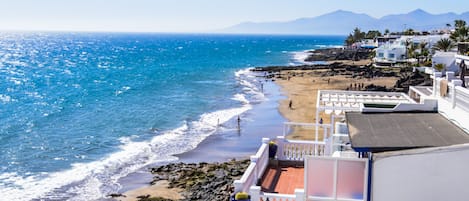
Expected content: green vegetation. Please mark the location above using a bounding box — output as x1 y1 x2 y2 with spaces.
403 28 416 36
450 19 469 43
345 28 366 46
434 63 446 72
433 38 455 52
448 19 469 87
345 28 383 46
365 30 382 39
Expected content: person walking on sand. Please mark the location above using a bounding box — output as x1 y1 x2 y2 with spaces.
289 100 292 109
237 115 241 130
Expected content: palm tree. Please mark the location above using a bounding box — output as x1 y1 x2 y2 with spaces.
455 20 466 29
406 39 417 59
384 29 390 35
404 28 415 35
451 20 469 42
419 41 428 50
451 26 469 42
434 63 446 72
433 38 454 52
450 20 469 87
352 27 365 42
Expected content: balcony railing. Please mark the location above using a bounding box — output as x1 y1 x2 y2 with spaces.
234 138 270 193
233 133 363 201
234 136 324 194
277 137 326 161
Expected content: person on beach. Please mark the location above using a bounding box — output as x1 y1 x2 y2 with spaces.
237 115 241 130
319 118 323 124
289 100 292 109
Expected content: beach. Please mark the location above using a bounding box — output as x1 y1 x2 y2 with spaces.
118 59 402 200
275 60 399 140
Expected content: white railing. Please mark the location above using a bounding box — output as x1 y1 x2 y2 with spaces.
283 122 332 142
435 74 469 113
250 186 305 201
455 86 469 112
276 136 326 161
234 138 270 193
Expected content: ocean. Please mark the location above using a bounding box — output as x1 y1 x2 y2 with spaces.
0 33 344 200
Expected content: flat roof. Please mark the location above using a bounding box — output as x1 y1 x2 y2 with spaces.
346 112 469 152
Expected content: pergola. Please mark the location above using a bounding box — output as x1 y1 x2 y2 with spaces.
315 90 414 134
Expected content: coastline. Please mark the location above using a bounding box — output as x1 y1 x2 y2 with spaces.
274 60 399 140
117 79 287 200
117 56 404 201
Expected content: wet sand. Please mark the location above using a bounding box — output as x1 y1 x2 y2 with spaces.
118 60 400 200
118 81 286 200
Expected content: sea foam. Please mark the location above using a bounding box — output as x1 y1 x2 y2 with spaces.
0 68 261 200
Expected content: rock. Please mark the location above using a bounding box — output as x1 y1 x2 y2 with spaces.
137 196 174 201
148 159 250 201
107 193 126 198
137 194 151 199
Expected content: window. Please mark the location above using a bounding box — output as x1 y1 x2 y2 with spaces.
388 53 395 59
378 53 384 58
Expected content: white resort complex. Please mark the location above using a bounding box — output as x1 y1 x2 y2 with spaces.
232 58 469 200
373 34 449 67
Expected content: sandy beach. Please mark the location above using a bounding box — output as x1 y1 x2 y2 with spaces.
120 180 183 201
118 60 401 200
275 60 399 140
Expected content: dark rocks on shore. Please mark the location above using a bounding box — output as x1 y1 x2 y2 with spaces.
305 48 373 62
394 70 432 92
252 62 431 93
137 196 173 201
147 159 250 201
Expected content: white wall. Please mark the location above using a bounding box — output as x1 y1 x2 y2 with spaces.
432 52 458 72
372 144 469 201
437 84 469 132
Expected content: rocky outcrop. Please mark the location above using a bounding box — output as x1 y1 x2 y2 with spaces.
305 48 373 61
394 70 432 92
145 159 250 201
253 63 431 93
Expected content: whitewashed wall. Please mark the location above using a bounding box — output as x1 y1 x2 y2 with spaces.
372 144 469 201
432 51 458 72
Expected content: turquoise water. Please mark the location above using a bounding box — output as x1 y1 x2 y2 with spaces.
0 33 344 200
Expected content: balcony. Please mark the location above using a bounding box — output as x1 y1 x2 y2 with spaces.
233 124 368 201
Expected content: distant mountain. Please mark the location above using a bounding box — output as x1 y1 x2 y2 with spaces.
219 9 469 35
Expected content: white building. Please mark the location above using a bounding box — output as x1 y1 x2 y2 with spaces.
432 51 458 72
374 39 407 67
233 59 469 201
374 34 450 67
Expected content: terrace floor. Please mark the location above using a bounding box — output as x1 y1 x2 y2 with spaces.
260 164 304 194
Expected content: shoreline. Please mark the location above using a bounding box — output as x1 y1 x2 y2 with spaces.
117 51 414 200
117 79 287 200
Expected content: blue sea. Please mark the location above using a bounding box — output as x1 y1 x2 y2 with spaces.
0 33 344 200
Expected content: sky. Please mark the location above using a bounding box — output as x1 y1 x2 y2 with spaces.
1 0 469 32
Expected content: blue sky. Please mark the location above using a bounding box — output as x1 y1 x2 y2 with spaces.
1 0 468 32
